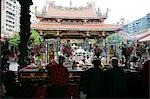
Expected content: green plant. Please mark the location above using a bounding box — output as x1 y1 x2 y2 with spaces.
9 29 43 48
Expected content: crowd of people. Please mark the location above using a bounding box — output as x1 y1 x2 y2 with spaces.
45 55 149 98
80 57 128 98
44 54 149 98
0 41 149 98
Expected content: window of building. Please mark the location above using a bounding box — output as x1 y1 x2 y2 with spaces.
6 11 15 16
6 23 14 28
8 6 14 11
147 17 150 20
6 19 15 24
6 15 15 20
6 2 12 7
6 28 13 32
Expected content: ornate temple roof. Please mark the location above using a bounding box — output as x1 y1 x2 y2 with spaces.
32 1 121 36
38 1 107 19
31 23 121 31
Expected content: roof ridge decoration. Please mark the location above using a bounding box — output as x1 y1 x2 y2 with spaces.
40 1 108 19
48 1 94 10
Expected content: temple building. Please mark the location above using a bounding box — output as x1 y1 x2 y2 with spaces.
31 2 122 59
31 2 121 39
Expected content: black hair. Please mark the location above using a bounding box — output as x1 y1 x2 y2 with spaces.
111 58 118 67
58 55 65 62
92 59 101 66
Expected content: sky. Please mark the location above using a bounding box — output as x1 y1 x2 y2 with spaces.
33 0 150 24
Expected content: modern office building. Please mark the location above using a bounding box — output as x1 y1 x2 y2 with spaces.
123 13 150 36
1 0 20 38
1 0 38 38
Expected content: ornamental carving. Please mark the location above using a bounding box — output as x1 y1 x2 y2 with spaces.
48 1 94 10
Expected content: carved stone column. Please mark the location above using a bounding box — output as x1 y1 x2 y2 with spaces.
17 0 33 68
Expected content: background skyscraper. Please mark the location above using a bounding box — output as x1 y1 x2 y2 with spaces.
123 13 150 36
1 0 38 38
1 0 20 38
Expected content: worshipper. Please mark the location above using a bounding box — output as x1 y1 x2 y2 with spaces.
105 57 127 98
139 60 149 98
47 56 69 98
101 56 107 68
109 45 115 58
1 49 12 86
81 58 105 98
0 49 15 97
0 50 9 97
1 49 12 71
46 59 58 72
122 44 129 68
122 44 128 58
120 56 126 66
94 45 102 58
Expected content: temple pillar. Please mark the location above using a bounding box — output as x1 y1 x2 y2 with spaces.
102 31 108 64
45 41 48 64
56 31 60 59
85 31 90 51
17 0 33 68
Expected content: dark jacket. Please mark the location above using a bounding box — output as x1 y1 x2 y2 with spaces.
81 67 104 98
1 58 10 71
139 60 150 84
105 67 127 98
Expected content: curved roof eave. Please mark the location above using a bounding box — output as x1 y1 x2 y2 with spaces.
32 27 120 31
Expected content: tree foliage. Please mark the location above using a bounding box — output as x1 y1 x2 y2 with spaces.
9 33 20 48
30 29 43 45
9 29 43 48
106 33 124 43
